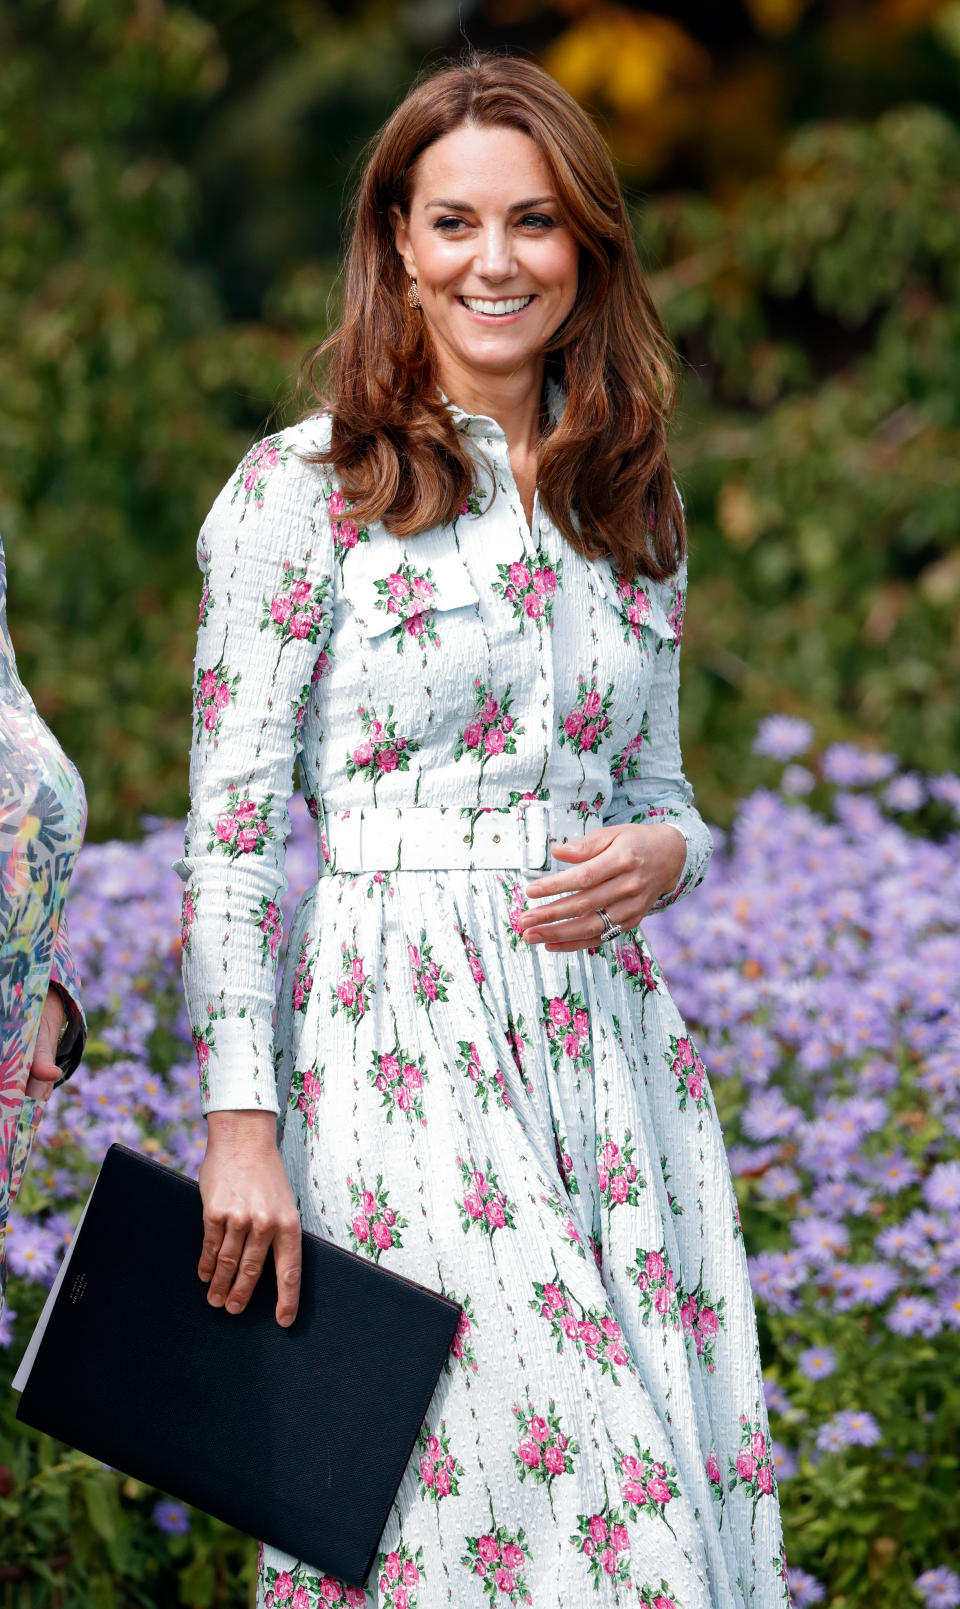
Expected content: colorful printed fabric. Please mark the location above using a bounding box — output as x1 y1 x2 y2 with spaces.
178 394 790 1609
0 536 88 1313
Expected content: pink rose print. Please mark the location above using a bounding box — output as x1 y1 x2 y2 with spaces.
408 928 454 1015
292 933 314 1016
676 1261 726 1374
376 1543 424 1609
250 894 283 967
665 573 686 644
455 1038 512 1114
322 477 370 579
511 1399 579 1517
259 1565 366 1609
626 1241 682 1331
206 782 273 859
541 981 592 1078
230 434 291 513
345 703 422 804
530 1271 636 1384
331 939 374 1035
180 886 197 960
491 542 563 635
442 1287 479 1375
554 1129 580 1197
611 710 651 788
570 1498 632 1590
605 929 663 994
611 568 655 646
367 1030 429 1127
260 558 332 658
416 1418 464 1505
194 655 241 745
287 1061 324 1138
369 560 454 654
637 1581 684 1609
667 1032 711 1114
727 1411 778 1524
557 673 615 780
596 1128 647 1216
453 677 525 777
461 1515 532 1607
616 1438 683 1537
191 1017 217 1104
456 1154 516 1237
345 1173 408 1264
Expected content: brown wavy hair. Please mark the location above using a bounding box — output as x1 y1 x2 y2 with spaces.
298 52 685 580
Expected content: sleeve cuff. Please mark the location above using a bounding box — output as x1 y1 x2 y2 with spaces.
193 1012 280 1116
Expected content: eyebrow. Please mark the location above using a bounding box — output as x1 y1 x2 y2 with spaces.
424 196 558 211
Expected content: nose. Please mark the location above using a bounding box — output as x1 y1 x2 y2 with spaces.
473 222 515 283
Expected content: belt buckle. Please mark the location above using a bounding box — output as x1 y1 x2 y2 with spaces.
518 799 550 875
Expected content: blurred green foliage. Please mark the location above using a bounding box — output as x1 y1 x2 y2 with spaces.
1 0 957 842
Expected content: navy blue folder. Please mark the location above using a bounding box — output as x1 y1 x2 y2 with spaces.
14 1143 461 1588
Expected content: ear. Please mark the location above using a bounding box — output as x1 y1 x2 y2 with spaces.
388 203 416 280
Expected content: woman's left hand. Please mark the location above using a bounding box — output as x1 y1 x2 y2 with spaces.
24 986 66 1100
517 822 686 953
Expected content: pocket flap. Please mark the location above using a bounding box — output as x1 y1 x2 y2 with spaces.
591 557 679 647
354 553 480 638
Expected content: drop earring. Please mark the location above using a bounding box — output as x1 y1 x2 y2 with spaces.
407 279 422 310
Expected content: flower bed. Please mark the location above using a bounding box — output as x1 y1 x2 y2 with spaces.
2 723 959 1608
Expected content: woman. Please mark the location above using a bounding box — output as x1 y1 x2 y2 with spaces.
177 53 790 1609
0 533 87 1317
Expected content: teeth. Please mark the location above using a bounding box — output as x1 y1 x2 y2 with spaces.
462 295 533 316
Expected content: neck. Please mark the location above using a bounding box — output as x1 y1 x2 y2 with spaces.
436 354 546 454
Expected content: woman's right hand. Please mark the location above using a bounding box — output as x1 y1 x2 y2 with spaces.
197 1110 302 1327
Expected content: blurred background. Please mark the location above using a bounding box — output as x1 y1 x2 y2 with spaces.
2 0 959 841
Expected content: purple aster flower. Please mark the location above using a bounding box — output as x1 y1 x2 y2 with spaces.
0 1303 16 1348
770 1440 798 1480
753 715 814 761
833 1409 882 1447
757 1165 801 1200
814 1409 881 1451
923 1160 960 1213
868 1150 921 1195
927 774 960 815
763 1375 792 1414
915 1568 960 1609
781 764 815 796
886 1294 942 1337
834 1262 901 1308
6 1219 62 1284
797 1345 836 1380
820 743 898 786
936 1279 960 1330
882 772 926 812
790 1216 850 1266
787 1567 826 1607
153 1498 191 1536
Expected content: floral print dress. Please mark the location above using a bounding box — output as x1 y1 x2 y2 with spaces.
0 535 87 1315
177 396 789 1609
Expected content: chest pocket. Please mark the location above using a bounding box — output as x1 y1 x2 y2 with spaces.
590 557 678 657
352 547 481 653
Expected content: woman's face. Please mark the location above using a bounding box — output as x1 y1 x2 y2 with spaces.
392 122 580 391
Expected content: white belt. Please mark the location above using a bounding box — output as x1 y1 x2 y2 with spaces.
317 801 595 875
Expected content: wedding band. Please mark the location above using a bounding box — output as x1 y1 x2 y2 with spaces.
595 907 623 944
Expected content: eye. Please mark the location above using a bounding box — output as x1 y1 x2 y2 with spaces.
519 213 556 230
433 215 469 232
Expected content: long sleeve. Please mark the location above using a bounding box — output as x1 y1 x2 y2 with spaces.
174 426 335 1115
49 913 87 1081
605 554 714 913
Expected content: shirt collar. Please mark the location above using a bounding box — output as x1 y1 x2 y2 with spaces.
442 375 566 439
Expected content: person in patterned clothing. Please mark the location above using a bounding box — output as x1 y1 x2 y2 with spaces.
177 52 790 1609
0 533 87 1316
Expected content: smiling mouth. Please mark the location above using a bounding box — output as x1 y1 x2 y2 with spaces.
460 295 534 316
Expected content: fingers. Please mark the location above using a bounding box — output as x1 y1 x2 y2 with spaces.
522 869 641 942
204 1217 248 1310
273 1214 303 1328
